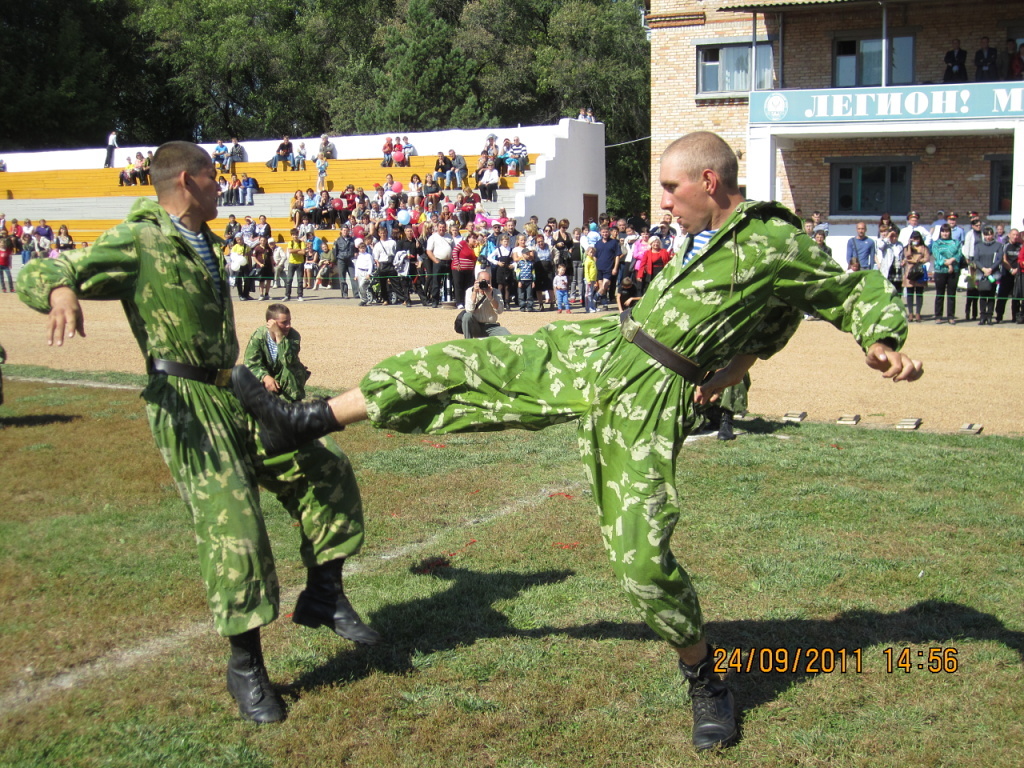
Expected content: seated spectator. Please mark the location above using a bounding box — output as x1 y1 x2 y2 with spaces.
295 142 308 171
240 173 258 206
132 152 149 185
392 139 407 168
217 176 230 205
267 135 294 171
382 136 394 167
302 188 319 226
228 174 242 206
212 140 229 172
55 224 75 252
289 189 305 228
478 160 500 202
226 138 244 174
407 174 424 208
118 156 135 186
254 214 272 242
34 219 54 242
433 152 453 189
318 134 336 160
317 190 335 229
447 150 468 189
0 158 7 172
507 136 528 175
402 136 417 158
240 216 259 248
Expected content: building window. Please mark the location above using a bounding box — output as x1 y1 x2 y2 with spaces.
834 35 914 87
991 158 1012 214
698 43 773 94
831 162 911 215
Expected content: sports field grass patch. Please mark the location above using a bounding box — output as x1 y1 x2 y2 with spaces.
1 371 1022 767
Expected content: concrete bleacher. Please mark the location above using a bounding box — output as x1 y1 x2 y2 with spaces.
0 154 538 244
2 119 606 243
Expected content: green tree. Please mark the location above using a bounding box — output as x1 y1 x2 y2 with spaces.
363 0 492 132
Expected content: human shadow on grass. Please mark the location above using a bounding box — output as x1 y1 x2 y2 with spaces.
287 564 576 694
0 413 81 428
558 598 1024 736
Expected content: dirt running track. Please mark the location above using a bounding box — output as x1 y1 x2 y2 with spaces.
1 293 1021 436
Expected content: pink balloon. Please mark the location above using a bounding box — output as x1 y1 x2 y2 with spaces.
392 181 403 193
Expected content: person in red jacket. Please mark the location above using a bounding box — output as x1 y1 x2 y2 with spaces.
450 232 479 309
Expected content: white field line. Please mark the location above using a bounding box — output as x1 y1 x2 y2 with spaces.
0 433 587 716
7 376 141 391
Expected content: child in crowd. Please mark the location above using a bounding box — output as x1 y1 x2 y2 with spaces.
583 245 598 313
516 248 536 311
616 275 640 312
315 153 328 193
303 244 317 290
553 262 571 313
295 143 307 171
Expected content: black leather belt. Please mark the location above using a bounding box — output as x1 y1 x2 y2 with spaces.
149 358 233 387
619 309 708 385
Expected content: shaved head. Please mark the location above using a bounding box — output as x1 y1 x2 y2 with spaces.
661 132 739 192
151 141 214 195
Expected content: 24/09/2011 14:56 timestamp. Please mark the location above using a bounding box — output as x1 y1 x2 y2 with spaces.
712 647 959 674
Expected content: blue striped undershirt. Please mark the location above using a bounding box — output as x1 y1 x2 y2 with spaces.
682 229 716 267
170 216 221 295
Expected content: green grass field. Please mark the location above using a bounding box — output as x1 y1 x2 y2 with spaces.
1 368 1022 768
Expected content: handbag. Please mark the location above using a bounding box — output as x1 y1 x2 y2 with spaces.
906 264 924 281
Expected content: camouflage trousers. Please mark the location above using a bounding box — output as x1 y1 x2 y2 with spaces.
362 315 706 648
145 375 364 637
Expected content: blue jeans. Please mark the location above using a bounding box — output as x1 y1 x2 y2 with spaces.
556 289 570 311
269 153 293 170
518 280 535 310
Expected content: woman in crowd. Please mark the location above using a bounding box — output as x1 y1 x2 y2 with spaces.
902 230 929 323
634 235 671 295
317 190 335 229
254 214 272 242
407 174 423 209
289 189 305 228
218 176 231 206
55 224 75 252
931 222 966 324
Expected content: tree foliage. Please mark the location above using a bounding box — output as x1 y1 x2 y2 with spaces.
5 0 651 212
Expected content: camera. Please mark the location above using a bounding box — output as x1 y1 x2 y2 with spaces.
478 280 489 290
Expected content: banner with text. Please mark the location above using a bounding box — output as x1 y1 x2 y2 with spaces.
750 84 1024 124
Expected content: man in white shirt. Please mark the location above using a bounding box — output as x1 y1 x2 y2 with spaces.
426 221 454 308
899 211 931 247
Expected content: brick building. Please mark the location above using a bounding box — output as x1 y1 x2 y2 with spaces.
648 0 1024 232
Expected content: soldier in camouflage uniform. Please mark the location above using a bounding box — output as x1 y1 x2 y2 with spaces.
17 141 378 725
243 303 310 403
233 132 923 749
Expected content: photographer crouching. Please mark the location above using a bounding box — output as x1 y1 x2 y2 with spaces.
459 270 511 339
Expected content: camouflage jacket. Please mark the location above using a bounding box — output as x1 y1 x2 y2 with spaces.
242 326 309 403
17 198 237 370
633 200 907 370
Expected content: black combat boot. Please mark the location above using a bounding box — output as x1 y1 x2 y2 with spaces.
679 649 738 750
717 409 736 441
226 628 286 723
231 365 341 456
292 559 381 646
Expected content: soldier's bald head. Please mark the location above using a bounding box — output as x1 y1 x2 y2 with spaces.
661 132 739 193
151 142 214 195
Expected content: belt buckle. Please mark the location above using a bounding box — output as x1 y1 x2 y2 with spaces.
620 314 640 343
213 368 233 388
